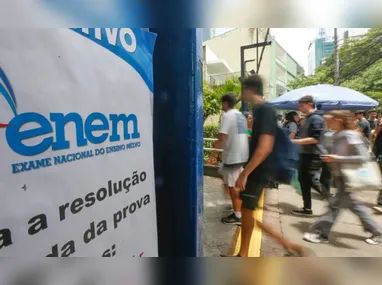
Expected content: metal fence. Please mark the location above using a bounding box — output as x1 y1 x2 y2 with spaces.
203 138 222 152
203 138 221 177
203 137 222 165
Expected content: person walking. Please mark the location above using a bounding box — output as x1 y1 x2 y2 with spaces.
283 111 300 139
291 96 325 216
208 93 249 225
303 110 381 245
371 119 382 214
221 74 278 257
368 109 378 131
356 111 371 139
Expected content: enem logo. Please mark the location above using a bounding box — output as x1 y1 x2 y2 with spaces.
6 112 141 157
0 67 17 128
1 67 141 157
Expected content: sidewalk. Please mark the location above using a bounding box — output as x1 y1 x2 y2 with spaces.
203 176 264 257
203 176 237 257
262 184 382 257
203 176 382 257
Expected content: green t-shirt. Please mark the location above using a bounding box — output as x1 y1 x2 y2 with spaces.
246 129 252 137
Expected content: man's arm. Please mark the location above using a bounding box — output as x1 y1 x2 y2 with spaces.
293 116 323 145
242 134 274 176
292 137 318 145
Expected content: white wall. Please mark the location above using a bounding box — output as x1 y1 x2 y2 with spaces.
205 45 219 61
204 28 272 99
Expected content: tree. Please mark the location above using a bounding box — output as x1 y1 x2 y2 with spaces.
342 59 382 103
203 81 221 122
287 28 382 104
203 77 241 122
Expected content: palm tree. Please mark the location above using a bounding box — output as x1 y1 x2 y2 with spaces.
203 77 242 122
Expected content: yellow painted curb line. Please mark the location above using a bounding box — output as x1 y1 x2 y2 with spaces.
228 191 265 257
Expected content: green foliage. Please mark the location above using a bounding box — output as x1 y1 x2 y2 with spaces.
203 82 221 122
287 28 382 105
342 59 382 103
203 77 241 122
204 124 220 138
212 77 241 98
203 124 220 160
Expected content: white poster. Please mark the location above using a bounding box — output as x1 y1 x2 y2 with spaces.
0 28 158 257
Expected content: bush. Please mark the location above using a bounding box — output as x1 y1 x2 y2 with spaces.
203 124 221 162
204 124 220 138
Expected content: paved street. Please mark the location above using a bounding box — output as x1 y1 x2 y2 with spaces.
203 176 237 257
204 176 382 257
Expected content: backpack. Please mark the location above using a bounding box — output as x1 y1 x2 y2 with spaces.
269 128 300 184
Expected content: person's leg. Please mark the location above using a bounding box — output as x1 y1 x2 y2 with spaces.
219 165 230 199
304 193 341 243
223 184 230 199
221 186 242 225
221 166 243 225
372 191 382 214
348 193 381 245
292 155 313 215
256 220 315 256
320 162 332 198
239 207 256 257
230 187 242 213
311 171 322 194
310 154 323 195
238 181 266 257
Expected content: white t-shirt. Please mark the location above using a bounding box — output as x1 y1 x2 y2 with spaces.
219 109 249 165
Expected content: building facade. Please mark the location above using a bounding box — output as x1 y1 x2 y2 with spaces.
203 28 304 101
202 28 216 42
307 28 370 75
307 37 335 75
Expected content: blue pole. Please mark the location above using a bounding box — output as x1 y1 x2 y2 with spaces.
151 28 204 257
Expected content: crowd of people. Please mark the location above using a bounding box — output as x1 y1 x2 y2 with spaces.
208 74 382 257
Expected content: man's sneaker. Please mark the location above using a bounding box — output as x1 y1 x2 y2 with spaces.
303 232 329 244
365 234 381 245
221 213 241 225
291 208 313 216
372 206 382 214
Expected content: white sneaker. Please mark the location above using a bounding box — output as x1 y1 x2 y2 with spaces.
372 206 382 214
365 234 381 245
303 232 329 244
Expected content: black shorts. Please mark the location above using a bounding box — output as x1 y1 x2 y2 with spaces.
240 179 267 210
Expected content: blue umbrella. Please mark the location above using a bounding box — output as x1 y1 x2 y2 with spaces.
269 84 379 110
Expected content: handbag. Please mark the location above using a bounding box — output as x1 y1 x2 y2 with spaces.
337 158 382 192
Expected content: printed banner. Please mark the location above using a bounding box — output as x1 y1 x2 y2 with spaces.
0 28 158 257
